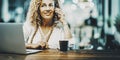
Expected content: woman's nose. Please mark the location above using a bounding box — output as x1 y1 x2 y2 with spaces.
46 6 50 10
45 6 51 12
46 10 51 13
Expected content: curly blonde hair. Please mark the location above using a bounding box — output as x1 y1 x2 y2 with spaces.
25 0 60 27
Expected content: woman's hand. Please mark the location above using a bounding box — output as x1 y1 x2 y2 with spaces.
26 43 40 49
55 8 66 24
38 41 49 49
26 41 49 49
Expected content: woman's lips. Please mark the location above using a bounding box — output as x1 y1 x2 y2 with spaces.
45 12 51 16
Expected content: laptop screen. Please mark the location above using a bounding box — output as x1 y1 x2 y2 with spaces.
0 23 27 54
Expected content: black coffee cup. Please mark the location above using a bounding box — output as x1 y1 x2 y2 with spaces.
59 40 68 51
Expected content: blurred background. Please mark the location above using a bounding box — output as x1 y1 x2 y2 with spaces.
0 0 120 50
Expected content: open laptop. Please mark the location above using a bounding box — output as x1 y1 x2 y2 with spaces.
0 23 42 54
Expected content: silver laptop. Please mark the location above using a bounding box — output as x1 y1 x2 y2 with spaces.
0 23 42 54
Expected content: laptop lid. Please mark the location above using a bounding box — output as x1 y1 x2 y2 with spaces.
0 23 42 54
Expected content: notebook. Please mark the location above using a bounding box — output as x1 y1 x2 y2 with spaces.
0 23 42 54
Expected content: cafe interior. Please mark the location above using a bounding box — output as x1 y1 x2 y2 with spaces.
0 0 120 50
0 0 120 59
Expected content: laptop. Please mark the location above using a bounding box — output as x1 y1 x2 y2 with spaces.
0 23 42 54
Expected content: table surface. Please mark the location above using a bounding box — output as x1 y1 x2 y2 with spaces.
0 49 120 60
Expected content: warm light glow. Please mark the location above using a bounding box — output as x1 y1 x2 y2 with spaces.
15 7 23 14
72 0 78 4
60 0 64 4
78 3 85 9
88 0 93 2
89 2 94 8
71 4 77 11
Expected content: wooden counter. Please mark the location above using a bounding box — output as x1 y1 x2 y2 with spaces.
0 49 120 60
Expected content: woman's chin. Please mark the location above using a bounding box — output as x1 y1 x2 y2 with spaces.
44 16 53 20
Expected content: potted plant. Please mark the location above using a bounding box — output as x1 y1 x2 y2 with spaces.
115 15 120 33
114 14 120 49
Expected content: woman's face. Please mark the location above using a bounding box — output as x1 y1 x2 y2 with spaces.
40 0 55 20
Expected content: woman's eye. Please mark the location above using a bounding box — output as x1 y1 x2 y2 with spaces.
49 4 54 7
41 5 45 7
41 4 46 7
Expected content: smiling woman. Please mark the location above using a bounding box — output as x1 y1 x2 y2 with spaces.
39 0 55 21
23 0 72 50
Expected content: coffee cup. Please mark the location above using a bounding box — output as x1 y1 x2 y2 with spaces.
59 40 68 51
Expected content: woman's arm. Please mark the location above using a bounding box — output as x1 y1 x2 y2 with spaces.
26 41 48 49
55 8 72 39
26 43 40 49
62 21 72 39
23 22 49 49
23 22 32 42
23 22 40 49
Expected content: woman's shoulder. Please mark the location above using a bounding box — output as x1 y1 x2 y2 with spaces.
54 21 63 28
54 24 63 31
23 21 35 29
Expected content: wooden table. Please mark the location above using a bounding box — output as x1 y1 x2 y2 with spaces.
0 49 120 60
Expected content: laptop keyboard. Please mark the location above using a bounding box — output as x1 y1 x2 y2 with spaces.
26 49 42 53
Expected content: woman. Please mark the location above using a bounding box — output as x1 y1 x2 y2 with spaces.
23 0 72 49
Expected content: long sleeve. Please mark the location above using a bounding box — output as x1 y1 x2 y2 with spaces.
23 22 32 43
62 22 72 39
